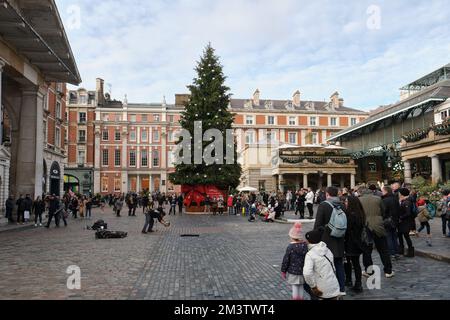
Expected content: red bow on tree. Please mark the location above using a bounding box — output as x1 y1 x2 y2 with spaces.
182 185 206 207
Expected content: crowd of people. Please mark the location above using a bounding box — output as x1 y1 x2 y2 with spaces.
280 182 450 301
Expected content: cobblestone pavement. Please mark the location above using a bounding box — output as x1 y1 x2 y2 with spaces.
0 208 448 300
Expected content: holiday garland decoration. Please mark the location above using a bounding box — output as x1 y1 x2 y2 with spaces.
169 44 242 190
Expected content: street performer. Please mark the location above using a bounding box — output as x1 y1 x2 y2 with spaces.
142 207 170 234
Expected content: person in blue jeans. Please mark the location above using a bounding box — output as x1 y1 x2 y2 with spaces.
382 187 400 258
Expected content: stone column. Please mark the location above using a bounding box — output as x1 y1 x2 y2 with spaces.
278 174 283 192
137 174 141 193
121 130 128 193
0 59 5 144
351 174 356 189
403 160 412 184
303 173 308 189
15 86 44 198
327 173 333 187
430 154 443 185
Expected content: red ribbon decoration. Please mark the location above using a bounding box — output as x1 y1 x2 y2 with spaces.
181 185 227 207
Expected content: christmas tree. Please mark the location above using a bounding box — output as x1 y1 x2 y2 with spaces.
169 44 242 190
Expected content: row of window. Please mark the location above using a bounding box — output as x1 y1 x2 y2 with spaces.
245 115 357 127
245 131 320 145
101 114 176 123
101 149 160 168
102 129 166 142
101 177 122 193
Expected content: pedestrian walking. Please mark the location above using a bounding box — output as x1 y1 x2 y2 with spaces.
16 194 25 225
177 194 184 215
313 187 346 295
438 191 450 237
281 223 309 300
358 187 394 278
227 195 234 215
5 194 15 223
45 195 59 228
416 199 432 246
169 195 177 215
305 188 315 219
303 228 341 300
114 196 124 217
382 186 400 259
343 195 366 293
398 188 415 257
33 196 45 227
85 197 92 220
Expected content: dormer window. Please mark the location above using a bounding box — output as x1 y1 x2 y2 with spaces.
265 101 273 110
244 101 253 109
286 101 294 110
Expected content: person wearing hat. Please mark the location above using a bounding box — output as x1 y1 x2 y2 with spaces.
303 228 341 300
398 188 415 257
416 199 432 246
281 223 308 300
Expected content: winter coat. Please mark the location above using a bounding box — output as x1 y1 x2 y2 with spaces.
281 242 308 276
314 197 345 258
359 194 386 238
227 196 233 207
303 242 341 299
417 206 432 223
114 199 124 211
305 192 315 204
33 200 46 215
5 198 15 212
398 199 413 234
344 211 365 256
382 193 399 230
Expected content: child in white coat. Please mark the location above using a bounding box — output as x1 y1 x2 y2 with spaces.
303 228 341 300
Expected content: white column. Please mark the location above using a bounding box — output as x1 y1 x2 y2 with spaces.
327 173 332 187
430 154 442 184
137 174 141 193
351 174 356 189
404 160 412 184
94 129 101 194
303 173 308 189
278 174 283 192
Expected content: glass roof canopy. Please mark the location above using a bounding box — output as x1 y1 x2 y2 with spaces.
401 63 450 92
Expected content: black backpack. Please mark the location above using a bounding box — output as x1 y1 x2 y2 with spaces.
95 230 127 239
91 220 108 231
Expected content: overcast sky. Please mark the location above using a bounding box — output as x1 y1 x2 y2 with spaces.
56 0 450 110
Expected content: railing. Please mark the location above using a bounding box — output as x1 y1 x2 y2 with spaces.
280 155 352 165
402 118 450 143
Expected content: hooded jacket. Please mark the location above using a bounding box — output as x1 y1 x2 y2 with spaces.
303 242 341 299
314 197 345 258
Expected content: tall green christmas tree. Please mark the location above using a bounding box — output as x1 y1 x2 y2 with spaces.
169 44 242 190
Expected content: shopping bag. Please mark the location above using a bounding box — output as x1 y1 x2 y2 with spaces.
24 211 30 220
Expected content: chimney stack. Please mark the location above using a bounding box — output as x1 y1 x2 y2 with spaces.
330 91 340 108
293 90 301 107
96 78 105 106
253 89 260 106
339 98 344 108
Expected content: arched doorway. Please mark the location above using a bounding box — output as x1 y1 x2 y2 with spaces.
49 162 61 196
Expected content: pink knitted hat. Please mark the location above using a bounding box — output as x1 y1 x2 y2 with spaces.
289 222 303 240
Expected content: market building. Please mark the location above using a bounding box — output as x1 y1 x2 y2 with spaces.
0 0 80 223
329 63 450 185
232 90 368 191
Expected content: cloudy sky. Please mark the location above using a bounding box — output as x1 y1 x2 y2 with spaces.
56 0 450 110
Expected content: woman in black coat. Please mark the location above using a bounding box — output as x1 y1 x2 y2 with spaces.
343 195 366 293
398 189 414 257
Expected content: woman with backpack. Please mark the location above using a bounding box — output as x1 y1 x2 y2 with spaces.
343 195 366 293
416 199 432 246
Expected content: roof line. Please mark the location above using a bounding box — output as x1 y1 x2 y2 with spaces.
5 0 81 84
327 98 445 142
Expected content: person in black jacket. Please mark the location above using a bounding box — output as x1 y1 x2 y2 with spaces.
33 196 46 227
16 194 25 225
313 186 346 295
343 195 366 293
5 195 15 223
382 186 400 259
294 191 306 218
398 188 414 257
45 195 60 228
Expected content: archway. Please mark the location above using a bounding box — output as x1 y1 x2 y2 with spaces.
49 161 61 196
